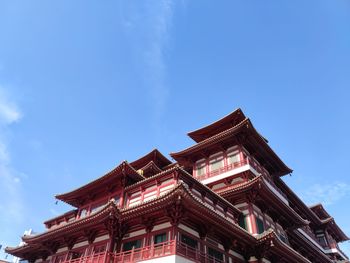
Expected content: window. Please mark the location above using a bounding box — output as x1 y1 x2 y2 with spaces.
208 247 223 262
256 217 264 234
195 162 206 177
227 152 240 165
79 208 88 218
180 234 198 249
123 239 142 252
210 155 223 171
238 215 247 230
154 233 167 244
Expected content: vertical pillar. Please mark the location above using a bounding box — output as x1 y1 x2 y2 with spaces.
239 145 245 164
248 203 258 235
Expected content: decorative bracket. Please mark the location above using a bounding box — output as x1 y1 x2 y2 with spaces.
84 229 98 244
166 196 186 226
63 236 78 251
42 240 60 254
142 217 155 233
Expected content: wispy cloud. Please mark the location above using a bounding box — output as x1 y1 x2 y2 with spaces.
0 89 21 125
302 182 350 206
0 87 23 224
121 0 174 125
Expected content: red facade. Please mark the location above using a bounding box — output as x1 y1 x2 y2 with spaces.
6 109 349 263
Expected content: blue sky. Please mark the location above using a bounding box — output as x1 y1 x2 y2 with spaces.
0 0 350 259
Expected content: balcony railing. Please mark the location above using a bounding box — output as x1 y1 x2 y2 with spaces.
112 240 175 262
196 160 249 181
111 240 223 263
177 242 224 263
65 252 108 263
196 157 288 203
59 241 226 263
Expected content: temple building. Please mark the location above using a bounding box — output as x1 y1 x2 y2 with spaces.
6 109 349 263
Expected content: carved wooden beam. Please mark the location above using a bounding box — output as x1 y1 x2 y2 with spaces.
166 196 186 226
196 223 212 240
63 236 78 251
104 216 128 241
84 229 98 244
42 240 60 254
246 189 259 204
220 237 237 252
142 217 155 233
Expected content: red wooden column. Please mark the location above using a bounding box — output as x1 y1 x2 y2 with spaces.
142 217 155 246
248 203 258 235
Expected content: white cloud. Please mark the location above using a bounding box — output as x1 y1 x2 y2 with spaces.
303 182 350 206
121 0 174 125
0 87 24 223
0 89 21 124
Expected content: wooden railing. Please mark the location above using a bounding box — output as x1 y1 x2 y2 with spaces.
111 240 224 263
60 241 226 263
65 252 108 263
196 157 289 203
196 159 249 181
177 242 224 263
112 240 175 262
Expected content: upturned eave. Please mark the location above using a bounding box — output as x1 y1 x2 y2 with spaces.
187 108 247 142
257 229 312 263
218 176 308 228
130 149 172 170
55 161 144 207
171 118 292 177
309 203 349 242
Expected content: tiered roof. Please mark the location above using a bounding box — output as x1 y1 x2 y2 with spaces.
218 176 308 228
5 108 349 263
171 109 292 176
130 149 172 170
129 149 173 177
288 229 333 263
187 108 247 142
55 161 144 207
274 178 349 242
309 204 349 242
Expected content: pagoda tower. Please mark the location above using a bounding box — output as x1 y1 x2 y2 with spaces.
6 109 348 263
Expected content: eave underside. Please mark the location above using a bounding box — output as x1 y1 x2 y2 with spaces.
218 176 307 228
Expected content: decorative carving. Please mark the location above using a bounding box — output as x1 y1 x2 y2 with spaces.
120 175 127 187
246 189 259 204
142 217 155 233
197 223 212 240
107 184 116 193
63 236 77 251
166 196 186 226
84 229 98 244
104 215 128 242
42 240 60 254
